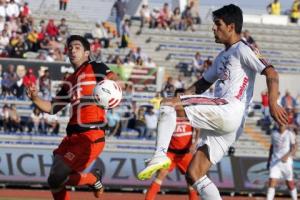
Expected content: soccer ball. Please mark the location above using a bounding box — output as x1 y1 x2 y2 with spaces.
93 79 122 109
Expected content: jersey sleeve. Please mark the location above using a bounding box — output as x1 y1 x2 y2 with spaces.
203 58 218 83
240 44 270 74
90 61 114 82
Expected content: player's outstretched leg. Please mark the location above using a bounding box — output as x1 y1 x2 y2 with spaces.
137 102 177 180
90 168 104 198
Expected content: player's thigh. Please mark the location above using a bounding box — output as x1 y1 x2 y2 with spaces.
269 164 281 180
186 145 212 183
181 95 244 133
282 162 294 181
268 178 278 187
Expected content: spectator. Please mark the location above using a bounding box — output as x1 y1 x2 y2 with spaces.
9 104 22 132
57 18 69 41
112 0 126 37
281 91 297 110
38 69 51 100
0 1 6 19
6 0 20 20
150 8 160 28
28 107 45 134
134 107 147 138
267 0 281 15
120 18 130 48
139 4 151 32
2 104 10 132
174 74 185 89
46 19 58 38
161 76 175 97
149 92 162 112
133 46 147 62
0 29 10 52
106 109 121 137
261 90 270 119
23 68 36 88
290 0 300 23
20 2 31 18
190 1 201 24
91 23 109 48
170 7 182 30
192 52 204 74
27 29 39 52
182 5 195 31
144 57 156 68
157 3 171 29
44 113 60 135
59 0 69 11
144 107 158 139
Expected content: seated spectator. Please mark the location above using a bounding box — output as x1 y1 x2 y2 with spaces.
134 107 146 138
170 7 182 30
174 74 185 89
44 113 60 135
9 104 22 132
281 91 297 110
26 29 39 51
190 1 201 24
191 51 204 74
161 76 175 97
182 5 195 31
6 0 20 20
144 57 156 68
57 18 69 41
106 109 121 137
144 107 158 138
46 19 58 38
139 4 151 31
149 92 162 112
0 29 10 53
1 104 10 132
28 107 46 134
0 2 6 19
150 8 160 28
135 56 143 67
23 68 36 88
290 0 300 23
157 3 171 29
19 2 31 18
134 46 147 62
91 22 109 48
38 69 51 100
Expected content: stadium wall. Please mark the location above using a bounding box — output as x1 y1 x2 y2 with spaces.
0 145 299 194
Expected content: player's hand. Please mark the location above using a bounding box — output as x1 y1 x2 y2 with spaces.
189 143 197 153
25 83 38 100
281 155 289 163
269 103 288 126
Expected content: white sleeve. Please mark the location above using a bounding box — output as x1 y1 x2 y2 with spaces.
203 58 218 83
240 45 270 74
290 131 296 145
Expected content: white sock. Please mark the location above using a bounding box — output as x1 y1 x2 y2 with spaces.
154 106 176 157
192 175 222 200
267 187 275 200
290 188 297 200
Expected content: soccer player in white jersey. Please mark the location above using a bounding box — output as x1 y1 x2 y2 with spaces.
266 125 297 200
137 4 288 200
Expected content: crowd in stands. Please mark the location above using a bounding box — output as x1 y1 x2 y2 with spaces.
138 1 201 33
259 90 300 135
267 0 300 23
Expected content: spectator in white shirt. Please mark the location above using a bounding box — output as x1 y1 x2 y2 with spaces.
144 57 156 68
6 0 19 19
145 107 158 139
91 22 109 48
174 74 185 89
0 1 6 18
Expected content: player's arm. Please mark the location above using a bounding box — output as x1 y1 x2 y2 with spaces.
185 77 213 95
262 67 288 125
26 83 52 113
190 128 201 153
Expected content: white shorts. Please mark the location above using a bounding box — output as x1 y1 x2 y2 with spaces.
180 95 246 164
269 160 294 181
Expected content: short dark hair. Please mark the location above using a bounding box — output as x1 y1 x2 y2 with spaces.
174 88 185 97
212 4 243 34
66 35 90 51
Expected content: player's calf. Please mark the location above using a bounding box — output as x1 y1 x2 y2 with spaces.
90 168 104 198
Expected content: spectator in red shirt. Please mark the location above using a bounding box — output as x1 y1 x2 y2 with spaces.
261 90 270 118
46 19 59 38
23 68 36 87
20 2 31 18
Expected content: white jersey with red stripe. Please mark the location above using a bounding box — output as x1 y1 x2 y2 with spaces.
203 40 269 106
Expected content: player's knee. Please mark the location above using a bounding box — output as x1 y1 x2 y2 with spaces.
287 181 295 190
48 174 66 189
185 167 197 186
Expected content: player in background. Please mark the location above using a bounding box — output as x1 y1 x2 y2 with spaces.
145 89 200 200
26 35 117 200
138 4 287 200
266 124 297 200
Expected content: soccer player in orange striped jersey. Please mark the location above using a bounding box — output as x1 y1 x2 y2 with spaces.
145 89 200 200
